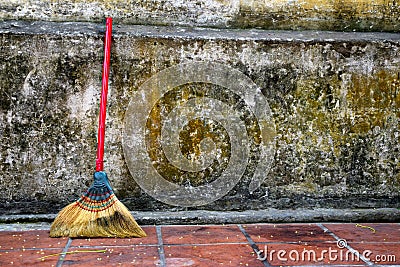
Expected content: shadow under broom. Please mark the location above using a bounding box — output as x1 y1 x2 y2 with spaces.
49 18 146 238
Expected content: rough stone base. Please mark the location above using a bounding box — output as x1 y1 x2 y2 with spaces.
0 208 399 226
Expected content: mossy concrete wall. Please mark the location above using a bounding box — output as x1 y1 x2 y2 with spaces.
0 0 399 32
0 20 399 215
0 0 399 218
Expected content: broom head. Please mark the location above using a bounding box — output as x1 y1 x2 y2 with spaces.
49 171 146 238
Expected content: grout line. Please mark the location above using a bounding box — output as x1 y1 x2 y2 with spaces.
56 238 72 267
283 265 366 267
156 226 167 267
237 224 271 267
67 244 159 248
153 241 248 246
317 223 374 266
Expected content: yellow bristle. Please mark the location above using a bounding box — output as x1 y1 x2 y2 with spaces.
50 171 146 238
49 196 146 238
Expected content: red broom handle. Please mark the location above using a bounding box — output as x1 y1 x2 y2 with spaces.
96 17 112 172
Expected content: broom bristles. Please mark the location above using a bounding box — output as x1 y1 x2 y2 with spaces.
50 172 146 238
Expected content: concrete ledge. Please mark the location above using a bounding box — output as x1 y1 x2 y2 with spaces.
1 20 400 43
1 208 399 226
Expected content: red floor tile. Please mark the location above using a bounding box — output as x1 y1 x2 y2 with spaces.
0 248 62 266
348 243 400 265
164 244 263 267
243 223 334 243
69 226 158 248
162 225 247 245
323 223 400 243
0 230 68 250
257 242 367 266
62 246 161 266
1 223 397 266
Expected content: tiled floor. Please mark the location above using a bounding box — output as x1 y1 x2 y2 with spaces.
0 223 399 266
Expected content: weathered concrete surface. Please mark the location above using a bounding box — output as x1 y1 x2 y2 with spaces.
234 0 400 32
0 21 399 215
0 0 399 32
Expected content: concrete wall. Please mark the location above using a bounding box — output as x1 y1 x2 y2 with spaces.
0 0 399 217
0 0 399 31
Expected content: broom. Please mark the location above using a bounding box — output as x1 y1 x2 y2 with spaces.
49 18 146 238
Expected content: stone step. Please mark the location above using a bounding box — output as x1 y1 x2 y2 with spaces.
1 208 400 225
0 20 399 216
